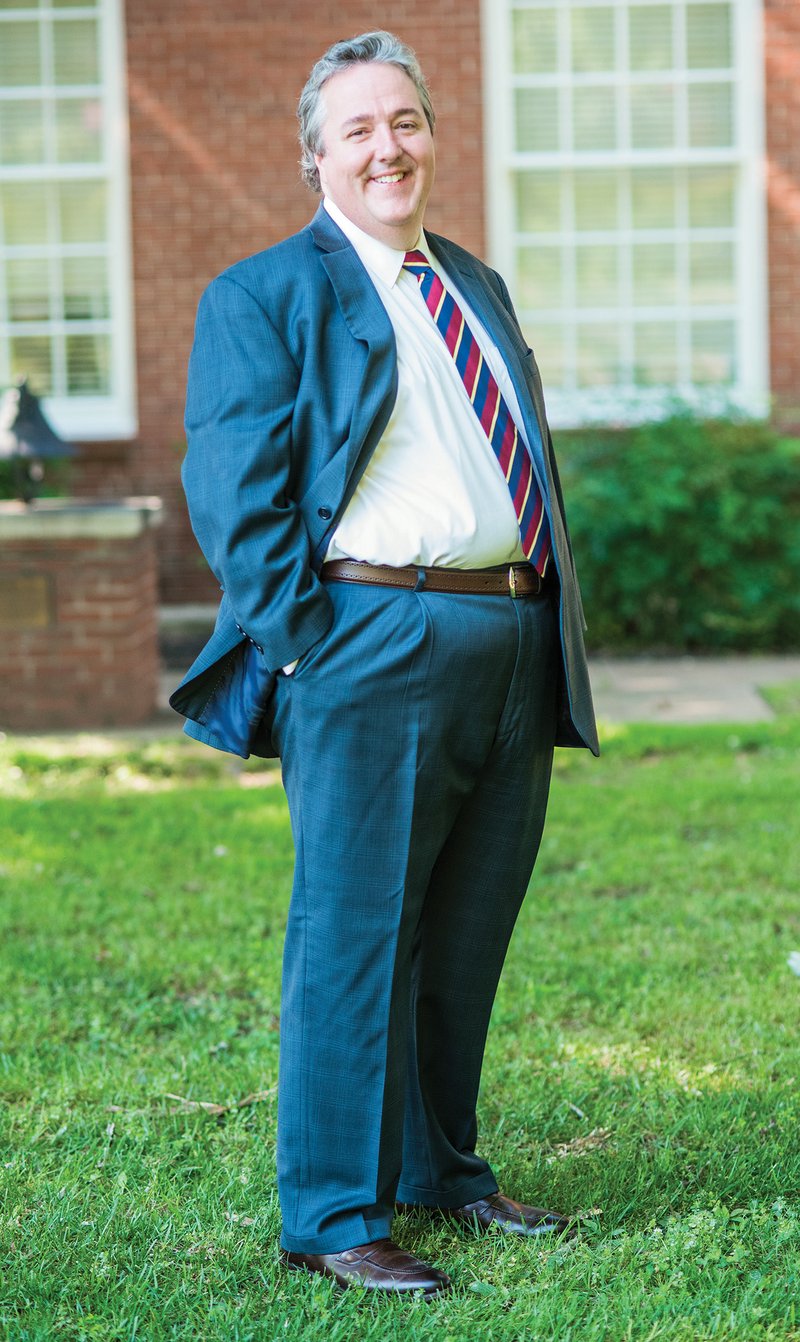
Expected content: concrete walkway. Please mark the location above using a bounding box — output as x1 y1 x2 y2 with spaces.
158 655 800 729
158 605 800 727
588 654 800 723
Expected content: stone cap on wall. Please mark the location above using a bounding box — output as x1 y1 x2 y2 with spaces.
0 496 164 540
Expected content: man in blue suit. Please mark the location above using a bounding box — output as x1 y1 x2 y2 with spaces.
172 30 598 1298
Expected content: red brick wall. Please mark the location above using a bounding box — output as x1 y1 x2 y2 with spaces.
72 3 798 601
0 528 160 731
117 1 486 603
764 0 800 428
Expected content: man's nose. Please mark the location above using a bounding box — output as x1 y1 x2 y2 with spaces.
373 124 402 159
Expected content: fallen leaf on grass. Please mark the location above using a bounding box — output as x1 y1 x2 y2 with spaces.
162 1087 276 1116
548 1127 613 1160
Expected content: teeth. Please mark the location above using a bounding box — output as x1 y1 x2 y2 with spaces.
373 172 405 184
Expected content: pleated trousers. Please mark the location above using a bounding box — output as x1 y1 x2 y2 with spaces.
270 574 558 1253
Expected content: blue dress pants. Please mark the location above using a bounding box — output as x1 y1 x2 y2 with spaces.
271 576 558 1254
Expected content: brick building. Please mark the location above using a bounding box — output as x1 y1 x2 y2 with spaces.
0 0 797 605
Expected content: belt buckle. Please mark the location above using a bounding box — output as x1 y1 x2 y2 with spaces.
508 565 518 599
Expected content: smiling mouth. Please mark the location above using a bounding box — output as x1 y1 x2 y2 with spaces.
371 171 408 185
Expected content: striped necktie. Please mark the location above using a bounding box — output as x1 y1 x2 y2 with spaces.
403 249 550 576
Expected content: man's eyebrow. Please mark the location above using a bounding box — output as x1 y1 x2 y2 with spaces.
340 107 423 128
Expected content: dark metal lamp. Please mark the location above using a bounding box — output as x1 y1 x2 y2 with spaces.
0 379 76 503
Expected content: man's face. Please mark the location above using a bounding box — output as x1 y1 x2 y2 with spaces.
314 61 435 250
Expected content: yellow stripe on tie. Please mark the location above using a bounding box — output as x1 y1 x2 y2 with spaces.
452 315 465 363
470 354 484 403
487 389 501 442
434 289 446 323
505 428 518 482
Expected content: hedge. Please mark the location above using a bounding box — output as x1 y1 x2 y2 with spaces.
555 414 800 652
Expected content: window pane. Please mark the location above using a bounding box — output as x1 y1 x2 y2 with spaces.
631 167 677 228
629 6 673 72
688 166 735 227
687 3 732 69
515 171 561 233
532 325 567 387
514 88 560 152
0 99 45 164
690 241 735 303
10 335 53 394
573 86 616 151
62 255 109 319
517 246 563 308
633 242 678 304
2 181 49 244
576 244 619 306
7 258 51 320
630 83 675 149
0 20 41 86
691 320 735 382
688 83 733 148
53 19 100 85
633 321 679 384
55 97 103 162
66 332 110 394
59 179 106 241
571 7 615 73
512 8 558 75
574 169 619 230
576 323 621 386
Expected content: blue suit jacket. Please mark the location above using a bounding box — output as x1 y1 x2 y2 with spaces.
171 205 599 757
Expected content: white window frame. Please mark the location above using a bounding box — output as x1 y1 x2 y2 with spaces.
481 0 769 427
0 0 137 440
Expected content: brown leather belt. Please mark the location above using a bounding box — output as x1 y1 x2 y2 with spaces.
320 559 548 598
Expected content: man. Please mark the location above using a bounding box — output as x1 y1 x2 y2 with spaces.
172 31 598 1299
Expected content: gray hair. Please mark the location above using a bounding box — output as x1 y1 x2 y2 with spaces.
298 31 436 193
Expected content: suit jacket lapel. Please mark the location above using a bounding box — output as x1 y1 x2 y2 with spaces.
308 205 398 496
309 204 394 346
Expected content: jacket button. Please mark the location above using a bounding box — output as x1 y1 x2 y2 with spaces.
318 506 332 520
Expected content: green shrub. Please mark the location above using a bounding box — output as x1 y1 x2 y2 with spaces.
0 457 72 501
556 414 800 652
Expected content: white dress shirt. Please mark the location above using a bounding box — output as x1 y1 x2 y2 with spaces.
323 197 526 570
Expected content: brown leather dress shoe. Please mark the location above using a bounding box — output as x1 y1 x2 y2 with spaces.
399 1191 577 1239
280 1237 451 1297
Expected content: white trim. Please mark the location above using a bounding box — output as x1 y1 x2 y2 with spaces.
102 0 137 440
482 0 515 287
482 0 769 426
0 0 137 441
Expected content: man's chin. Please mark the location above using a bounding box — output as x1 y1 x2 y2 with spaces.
369 204 421 233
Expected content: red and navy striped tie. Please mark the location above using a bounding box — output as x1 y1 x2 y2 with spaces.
403 249 550 576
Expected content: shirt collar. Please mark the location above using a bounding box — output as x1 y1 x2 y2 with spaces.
323 196 430 287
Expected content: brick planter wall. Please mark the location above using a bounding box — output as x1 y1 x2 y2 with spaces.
0 499 163 732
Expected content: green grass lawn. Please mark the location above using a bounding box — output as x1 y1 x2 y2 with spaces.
1 714 799 1341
